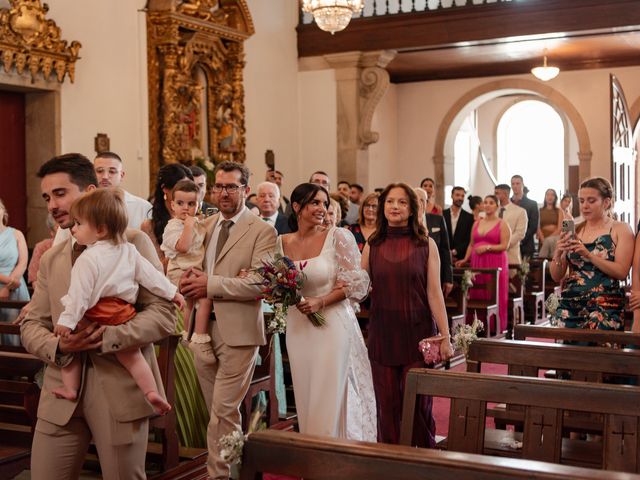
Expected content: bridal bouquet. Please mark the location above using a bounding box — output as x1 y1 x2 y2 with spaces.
254 253 325 333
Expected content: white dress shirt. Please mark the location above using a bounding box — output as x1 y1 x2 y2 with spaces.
450 208 460 236
124 190 152 229
57 240 177 330
260 211 278 225
204 206 247 274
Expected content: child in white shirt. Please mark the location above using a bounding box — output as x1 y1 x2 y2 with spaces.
161 179 213 348
54 188 184 415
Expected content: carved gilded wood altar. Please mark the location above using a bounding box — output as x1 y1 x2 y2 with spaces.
0 0 81 83
146 0 253 188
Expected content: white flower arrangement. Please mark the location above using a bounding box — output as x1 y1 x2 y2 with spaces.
452 313 484 357
219 430 246 465
545 292 561 326
518 256 530 283
266 303 287 334
461 269 475 297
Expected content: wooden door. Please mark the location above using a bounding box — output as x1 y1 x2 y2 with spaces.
610 75 636 229
0 91 27 235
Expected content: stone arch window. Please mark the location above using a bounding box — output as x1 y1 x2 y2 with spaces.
496 99 565 203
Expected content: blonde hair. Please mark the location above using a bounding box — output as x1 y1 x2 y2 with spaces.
0 198 7 226
70 188 128 244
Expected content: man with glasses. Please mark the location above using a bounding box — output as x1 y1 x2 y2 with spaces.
180 161 276 480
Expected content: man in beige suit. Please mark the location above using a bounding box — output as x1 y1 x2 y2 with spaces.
21 154 176 480
181 161 276 480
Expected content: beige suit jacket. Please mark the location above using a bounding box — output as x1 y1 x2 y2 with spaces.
20 229 176 427
202 209 277 347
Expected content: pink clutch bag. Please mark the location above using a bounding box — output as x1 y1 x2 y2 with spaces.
418 335 446 365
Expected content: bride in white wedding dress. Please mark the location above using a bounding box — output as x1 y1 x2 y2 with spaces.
278 183 376 441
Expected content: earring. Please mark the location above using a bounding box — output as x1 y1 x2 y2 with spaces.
163 193 167 201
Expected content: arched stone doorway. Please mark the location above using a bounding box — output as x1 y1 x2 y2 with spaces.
432 78 592 206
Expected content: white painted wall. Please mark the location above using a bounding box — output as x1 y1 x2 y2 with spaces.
243 0 301 196
46 0 150 198
368 84 397 190
298 70 338 186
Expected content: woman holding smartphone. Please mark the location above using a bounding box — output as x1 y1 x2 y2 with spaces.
550 177 633 330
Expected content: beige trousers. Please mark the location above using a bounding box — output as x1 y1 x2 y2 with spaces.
30 364 149 480
193 320 258 480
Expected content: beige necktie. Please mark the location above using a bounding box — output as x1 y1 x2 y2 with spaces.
71 242 87 266
215 220 233 260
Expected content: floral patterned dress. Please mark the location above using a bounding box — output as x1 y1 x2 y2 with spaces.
555 233 625 330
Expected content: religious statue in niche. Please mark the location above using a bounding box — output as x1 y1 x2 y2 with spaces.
176 82 203 160
216 83 239 154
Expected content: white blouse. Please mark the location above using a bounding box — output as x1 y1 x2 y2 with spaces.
57 240 177 330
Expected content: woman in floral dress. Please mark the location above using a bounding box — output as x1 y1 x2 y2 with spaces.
550 177 633 330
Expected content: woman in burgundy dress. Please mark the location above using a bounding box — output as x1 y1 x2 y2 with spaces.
362 182 453 447
455 195 510 332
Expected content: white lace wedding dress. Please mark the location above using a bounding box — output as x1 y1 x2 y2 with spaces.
278 227 377 441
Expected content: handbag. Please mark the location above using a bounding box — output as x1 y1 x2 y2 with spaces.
418 334 447 365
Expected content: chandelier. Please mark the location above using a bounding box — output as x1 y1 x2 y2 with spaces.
301 0 364 35
531 49 560 81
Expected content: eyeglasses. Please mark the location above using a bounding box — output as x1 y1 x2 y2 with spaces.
212 183 245 194
364 204 378 210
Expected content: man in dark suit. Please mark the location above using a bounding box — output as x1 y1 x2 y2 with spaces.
443 186 474 262
511 175 539 259
256 181 291 235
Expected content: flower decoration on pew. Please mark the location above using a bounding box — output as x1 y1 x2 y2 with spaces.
545 292 562 326
452 313 484 357
518 256 530 284
461 269 476 298
219 405 265 467
253 253 325 334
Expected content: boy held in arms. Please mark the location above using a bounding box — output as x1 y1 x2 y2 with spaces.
161 179 213 350
53 188 184 414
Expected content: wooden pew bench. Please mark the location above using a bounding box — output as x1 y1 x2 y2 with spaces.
466 338 640 432
514 324 640 348
458 267 501 337
0 324 41 480
400 369 640 472
238 430 633 480
524 259 546 324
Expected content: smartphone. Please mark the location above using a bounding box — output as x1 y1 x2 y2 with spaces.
561 219 575 238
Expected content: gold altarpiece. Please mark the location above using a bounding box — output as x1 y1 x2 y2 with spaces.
146 0 254 188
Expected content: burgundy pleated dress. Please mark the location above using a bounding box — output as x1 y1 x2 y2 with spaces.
368 226 436 447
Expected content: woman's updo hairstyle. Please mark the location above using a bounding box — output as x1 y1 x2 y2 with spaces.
468 195 483 211
579 176 614 215
484 194 499 205
288 183 330 232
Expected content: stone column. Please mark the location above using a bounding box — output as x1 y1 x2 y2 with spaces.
577 150 592 181
324 50 396 191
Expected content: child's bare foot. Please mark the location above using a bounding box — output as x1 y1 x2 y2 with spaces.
146 391 171 415
52 386 78 401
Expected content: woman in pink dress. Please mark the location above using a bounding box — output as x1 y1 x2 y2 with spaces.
455 195 510 332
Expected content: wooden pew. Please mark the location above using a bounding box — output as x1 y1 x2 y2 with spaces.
0 324 41 480
524 259 546 324
507 264 525 339
400 369 640 472
461 267 501 337
238 430 633 480
514 324 640 348
445 269 467 332
466 338 640 432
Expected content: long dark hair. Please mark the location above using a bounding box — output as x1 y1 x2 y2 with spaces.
544 188 558 209
151 163 193 244
368 182 428 246
288 183 330 232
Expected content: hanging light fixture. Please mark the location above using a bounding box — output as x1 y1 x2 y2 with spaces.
531 49 560 81
301 0 364 35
